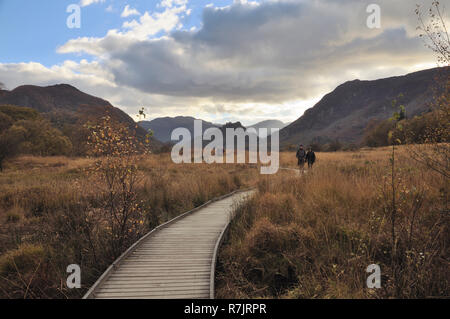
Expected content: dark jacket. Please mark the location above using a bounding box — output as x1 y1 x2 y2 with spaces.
296 148 306 164
306 151 316 164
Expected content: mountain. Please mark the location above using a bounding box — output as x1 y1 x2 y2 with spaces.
279 67 449 147
139 116 219 143
139 117 288 143
248 119 287 131
248 119 287 137
218 121 261 150
0 84 161 151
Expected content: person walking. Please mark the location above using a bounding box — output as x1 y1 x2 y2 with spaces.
306 147 316 169
296 144 306 170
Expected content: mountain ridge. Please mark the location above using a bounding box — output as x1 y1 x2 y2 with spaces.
139 117 287 143
279 67 449 147
0 83 162 151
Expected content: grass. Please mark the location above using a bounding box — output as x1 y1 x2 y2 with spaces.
215 146 449 298
0 154 259 298
0 147 447 298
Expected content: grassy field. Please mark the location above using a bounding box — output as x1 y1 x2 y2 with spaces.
216 147 449 298
0 146 448 298
0 154 259 298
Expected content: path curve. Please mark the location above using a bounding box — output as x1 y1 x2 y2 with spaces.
83 189 254 299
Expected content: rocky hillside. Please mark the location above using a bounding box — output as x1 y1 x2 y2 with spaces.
280 67 449 147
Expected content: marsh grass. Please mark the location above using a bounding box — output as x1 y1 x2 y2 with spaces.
216 147 449 298
0 154 258 298
1 147 447 298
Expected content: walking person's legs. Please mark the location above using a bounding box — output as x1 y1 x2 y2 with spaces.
299 160 305 173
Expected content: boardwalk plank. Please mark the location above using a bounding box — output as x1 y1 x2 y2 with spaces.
84 190 253 299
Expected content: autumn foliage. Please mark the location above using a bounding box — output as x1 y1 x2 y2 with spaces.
86 115 151 258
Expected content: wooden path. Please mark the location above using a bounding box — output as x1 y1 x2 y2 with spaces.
83 190 254 299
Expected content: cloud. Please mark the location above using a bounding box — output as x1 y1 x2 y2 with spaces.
61 0 436 102
0 59 215 118
159 0 188 8
1 0 442 124
80 0 106 7
121 5 141 18
121 4 187 39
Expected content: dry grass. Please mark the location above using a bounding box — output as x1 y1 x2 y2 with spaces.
216 146 449 298
1 147 448 299
0 154 259 298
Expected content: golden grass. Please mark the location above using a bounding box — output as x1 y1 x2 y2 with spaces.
0 147 447 298
0 154 259 298
216 146 449 298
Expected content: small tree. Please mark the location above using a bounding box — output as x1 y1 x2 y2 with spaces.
416 1 450 66
375 2 449 296
87 114 151 258
410 1 450 179
0 125 26 171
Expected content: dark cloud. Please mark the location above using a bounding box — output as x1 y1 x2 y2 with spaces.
98 0 434 102
1 0 439 118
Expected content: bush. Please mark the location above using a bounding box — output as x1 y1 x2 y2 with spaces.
0 244 46 276
0 125 26 171
363 119 394 147
0 106 73 170
0 112 13 133
15 119 72 156
0 105 40 122
0 244 54 299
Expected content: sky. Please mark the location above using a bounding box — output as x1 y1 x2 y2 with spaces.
0 0 444 126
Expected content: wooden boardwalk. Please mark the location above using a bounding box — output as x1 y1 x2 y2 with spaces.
83 190 254 299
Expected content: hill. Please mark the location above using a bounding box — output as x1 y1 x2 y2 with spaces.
248 120 287 138
279 67 449 147
0 84 161 153
139 117 286 143
248 119 287 131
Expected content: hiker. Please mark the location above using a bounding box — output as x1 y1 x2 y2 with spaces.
306 147 316 169
296 144 306 169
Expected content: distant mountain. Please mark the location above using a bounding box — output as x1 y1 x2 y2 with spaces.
218 121 256 150
248 119 287 130
248 119 287 138
280 67 449 147
219 121 247 136
139 116 219 143
0 84 162 151
140 117 289 143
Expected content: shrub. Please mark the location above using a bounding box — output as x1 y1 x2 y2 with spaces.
0 244 55 299
0 244 46 276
